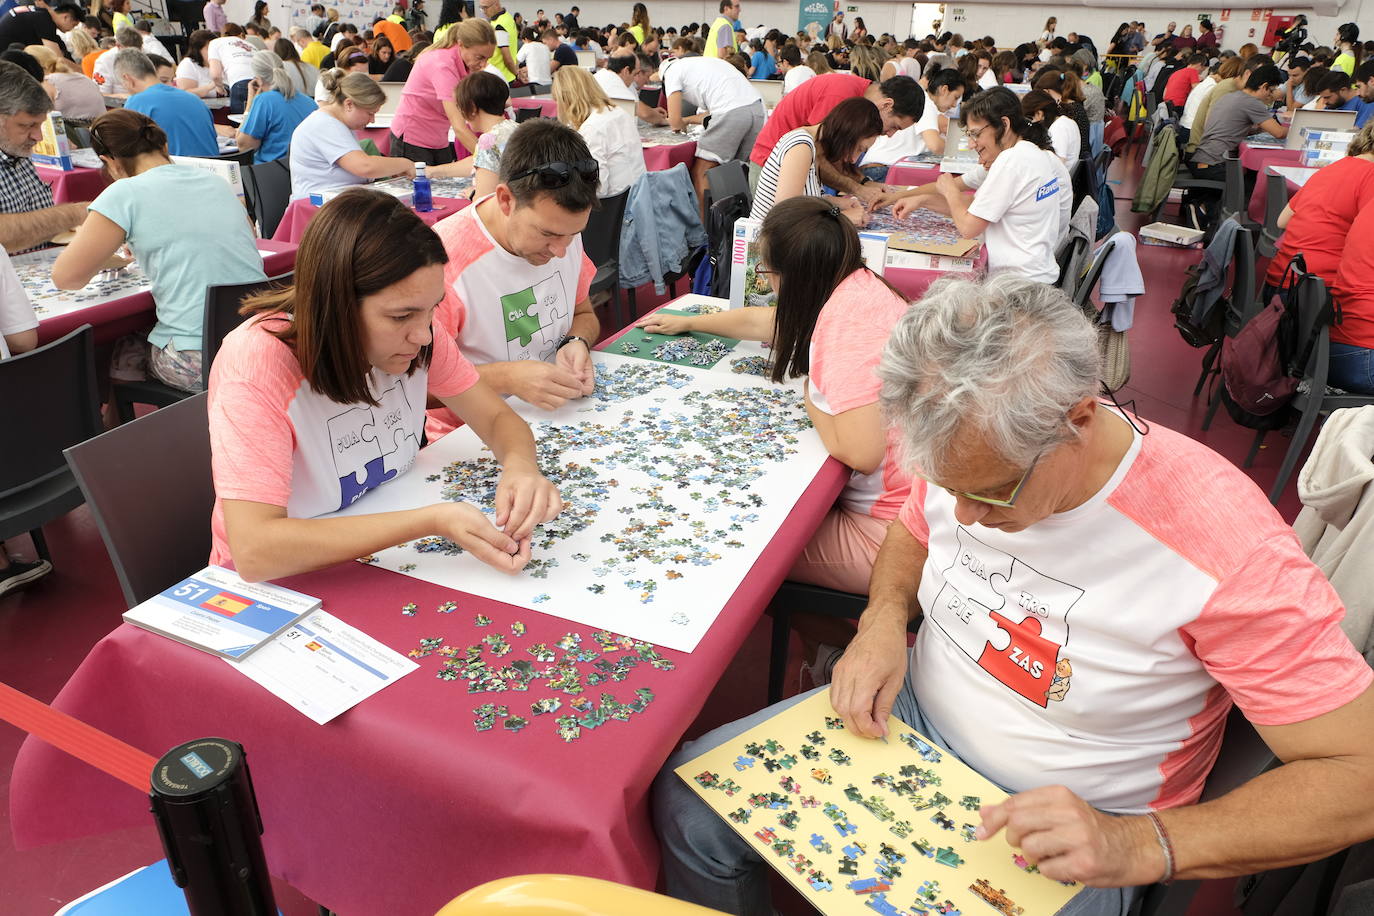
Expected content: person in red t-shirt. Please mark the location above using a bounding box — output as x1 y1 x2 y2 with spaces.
748 72 923 206
1330 163 1374 392
1164 52 1208 112
1264 125 1374 299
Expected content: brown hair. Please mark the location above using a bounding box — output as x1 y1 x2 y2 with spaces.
1217 55 1245 80
455 69 509 116
90 108 167 171
241 191 449 406
815 97 883 180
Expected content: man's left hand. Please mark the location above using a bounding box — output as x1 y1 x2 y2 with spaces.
555 338 596 396
977 786 1167 887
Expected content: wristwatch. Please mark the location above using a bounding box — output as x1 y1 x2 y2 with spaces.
557 334 589 351
859 175 873 185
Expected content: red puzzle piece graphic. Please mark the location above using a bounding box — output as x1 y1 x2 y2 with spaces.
977 611 1062 708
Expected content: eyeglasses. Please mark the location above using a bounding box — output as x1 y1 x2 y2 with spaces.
915 453 1043 508
506 158 600 188
965 124 989 142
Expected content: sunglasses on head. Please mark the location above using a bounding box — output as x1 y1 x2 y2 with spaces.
506 158 600 188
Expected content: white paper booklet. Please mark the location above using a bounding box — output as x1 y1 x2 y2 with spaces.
227 610 419 724
122 566 319 660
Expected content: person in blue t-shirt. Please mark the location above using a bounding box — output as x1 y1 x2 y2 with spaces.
52 108 266 400
1352 60 1374 127
115 48 218 157
237 50 317 163
748 35 776 80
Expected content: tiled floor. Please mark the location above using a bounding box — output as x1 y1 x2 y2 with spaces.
2 151 1297 915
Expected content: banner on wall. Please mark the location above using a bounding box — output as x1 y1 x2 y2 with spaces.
798 0 828 41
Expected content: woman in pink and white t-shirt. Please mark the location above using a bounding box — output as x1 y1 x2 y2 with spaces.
208 190 562 583
635 195 912 594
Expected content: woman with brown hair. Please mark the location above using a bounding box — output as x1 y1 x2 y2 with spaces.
627 2 650 45
368 35 395 74
1032 67 1089 159
52 109 266 395
635 195 910 603
751 96 881 222
206 190 562 582
177 29 226 98
389 18 496 164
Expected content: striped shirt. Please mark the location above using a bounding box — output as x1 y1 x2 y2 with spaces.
750 128 819 221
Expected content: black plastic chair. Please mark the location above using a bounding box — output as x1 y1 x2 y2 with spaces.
1264 274 1374 503
1258 170 1288 260
0 326 102 565
514 106 544 122
766 583 868 705
113 273 292 419
1054 231 1089 299
64 392 213 608
581 188 631 328
1195 223 1259 404
1218 153 1253 227
508 84 536 98
704 192 750 299
703 158 751 216
243 158 292 239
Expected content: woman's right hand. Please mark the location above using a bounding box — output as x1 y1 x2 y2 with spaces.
634 312 694 335
430 501 531 574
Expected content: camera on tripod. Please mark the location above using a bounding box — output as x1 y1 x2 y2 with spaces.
1275 14 1308 56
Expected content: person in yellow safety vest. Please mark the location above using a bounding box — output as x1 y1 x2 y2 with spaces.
478 0 520 82
705 0 741 59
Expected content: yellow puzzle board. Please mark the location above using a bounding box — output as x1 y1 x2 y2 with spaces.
676 689 1081 916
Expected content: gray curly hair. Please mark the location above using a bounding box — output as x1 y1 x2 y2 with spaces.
877 273 1102 480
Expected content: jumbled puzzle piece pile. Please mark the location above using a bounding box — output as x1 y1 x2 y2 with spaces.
404 605 675 741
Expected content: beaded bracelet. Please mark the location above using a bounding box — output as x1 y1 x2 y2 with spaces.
1146 811 1176 884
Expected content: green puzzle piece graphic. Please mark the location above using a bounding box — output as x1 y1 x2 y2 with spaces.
502 287 546 348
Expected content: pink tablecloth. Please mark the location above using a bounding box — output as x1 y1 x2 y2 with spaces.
884 159 942 187
9 344 848 915
1247 163 1317 223
36 240 299 346
642 140 697 171
1238 142 1302 173
511 95 558 118
886 245 987 301
272 195 469 244
35 164 109 205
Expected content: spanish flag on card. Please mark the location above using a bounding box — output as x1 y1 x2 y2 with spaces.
201 591 252 617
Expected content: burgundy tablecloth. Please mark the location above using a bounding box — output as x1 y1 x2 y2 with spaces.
884 159 942 187
272 195 468 244
36 240 299 346
35 165 109 204
1247 163 1318 223
642 140 697 172
1238 142 1302 173
511 96 558 118
10 317 849 914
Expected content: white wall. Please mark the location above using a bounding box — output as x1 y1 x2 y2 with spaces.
239 0 1368 53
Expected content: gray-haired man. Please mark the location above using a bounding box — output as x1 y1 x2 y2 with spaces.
652 274 1374 916
0 61 88 253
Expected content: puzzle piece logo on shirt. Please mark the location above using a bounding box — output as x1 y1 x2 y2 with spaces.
930 526 1084 707
503 287 546 348
327 381 421 510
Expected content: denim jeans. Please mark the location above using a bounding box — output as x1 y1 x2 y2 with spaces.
859 162 890 183
650 682 1144 916
1329 342 1374 394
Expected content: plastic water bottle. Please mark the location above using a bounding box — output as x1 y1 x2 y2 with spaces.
412 162 432 212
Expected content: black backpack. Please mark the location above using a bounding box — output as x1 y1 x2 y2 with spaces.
1171 263 1226 348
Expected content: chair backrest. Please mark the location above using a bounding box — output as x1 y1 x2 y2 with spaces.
1262 170 1289 234
706 192 749 298
0 326 102 496
1228 224 1259 335
243 158 292 239
64 392 213 608
580 187 630 270
704 159 750 215
1055 232 1089 297
201 272 294 388
1220 153 1245 219
1074 232 1119 312
514 105 544 122
1291 271 1335 377
508 84 535 97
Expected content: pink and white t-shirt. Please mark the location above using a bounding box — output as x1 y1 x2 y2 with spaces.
426 197 595 437
899 410 1370 813
207 312 479 566
807 268 912 520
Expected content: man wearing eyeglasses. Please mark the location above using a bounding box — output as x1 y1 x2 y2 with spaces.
653 274 1374 916
0 61 89 254
426 120 600 437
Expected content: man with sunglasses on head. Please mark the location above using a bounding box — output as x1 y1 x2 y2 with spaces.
653 274 1374 916
426 119 600 438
